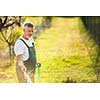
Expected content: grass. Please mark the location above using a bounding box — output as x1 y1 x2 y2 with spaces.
0 17 98 83
0 59 18 83
34 17 97 83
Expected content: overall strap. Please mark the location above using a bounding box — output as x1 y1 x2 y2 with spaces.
19 38 29 48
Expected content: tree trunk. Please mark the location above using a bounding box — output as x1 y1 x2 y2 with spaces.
8 44 12 65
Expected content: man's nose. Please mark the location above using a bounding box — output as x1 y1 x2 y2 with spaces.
29 32 33 36
30 32 33 34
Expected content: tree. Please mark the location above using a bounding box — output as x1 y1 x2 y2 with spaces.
0 26 22 65
42 16 52 28
0 16 21 31
0 16 22 65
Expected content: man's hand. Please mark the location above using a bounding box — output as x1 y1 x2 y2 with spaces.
16 54 27 72
36 62 41 67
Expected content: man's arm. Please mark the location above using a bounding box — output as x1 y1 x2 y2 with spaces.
16 54 27 72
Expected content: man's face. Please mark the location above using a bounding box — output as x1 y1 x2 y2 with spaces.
23 27 34 40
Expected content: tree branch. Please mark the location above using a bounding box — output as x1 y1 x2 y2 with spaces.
3 22 15 29
3 16 8 25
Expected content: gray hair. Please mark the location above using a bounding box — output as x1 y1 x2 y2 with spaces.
23 22 35 29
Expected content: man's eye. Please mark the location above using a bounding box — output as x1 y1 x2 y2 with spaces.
28 30 33 32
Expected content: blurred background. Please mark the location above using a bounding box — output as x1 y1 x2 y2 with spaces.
0 16 100 83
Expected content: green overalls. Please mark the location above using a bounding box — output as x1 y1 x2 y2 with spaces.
16 38 37 83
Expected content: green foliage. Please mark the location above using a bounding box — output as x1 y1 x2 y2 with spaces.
11 26 22 46
96 17 100 23
24 16 43 26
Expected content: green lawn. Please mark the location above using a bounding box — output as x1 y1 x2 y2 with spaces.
35 17 97 83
